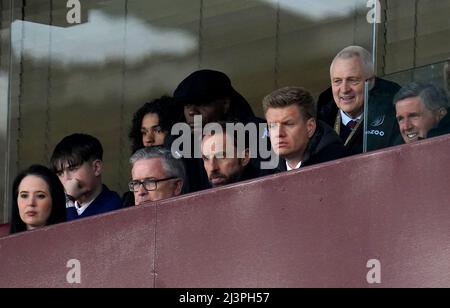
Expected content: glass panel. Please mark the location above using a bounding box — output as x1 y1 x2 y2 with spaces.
0 0 13 223
367 0 450 151
2 0 376 219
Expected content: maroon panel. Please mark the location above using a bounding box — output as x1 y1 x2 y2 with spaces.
1 135 450 287
0 206 156 288
0 224 9 238
155 135 450 288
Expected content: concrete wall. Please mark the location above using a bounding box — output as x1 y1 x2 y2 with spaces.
1 134 450 287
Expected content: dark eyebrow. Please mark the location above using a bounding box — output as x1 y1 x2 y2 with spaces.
19 190 47 194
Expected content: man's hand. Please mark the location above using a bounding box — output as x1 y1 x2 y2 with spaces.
64 178 84 201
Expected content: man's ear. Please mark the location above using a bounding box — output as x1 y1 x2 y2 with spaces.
307 118 317 138
438 108 448 121
93 159 103 177
174 179 183 196
223 98 231 115
240 148 251 167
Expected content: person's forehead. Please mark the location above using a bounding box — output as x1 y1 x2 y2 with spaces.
265 105 302 121
132 158 166 178
396 96 427 112
202 132 233 154
19 175 49 191
142 113 160 126
331 57 364 77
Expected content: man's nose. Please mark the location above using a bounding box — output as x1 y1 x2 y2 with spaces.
144 132 155 143
205 157 218 171
277 125 287 137
402 118 413 131
210 157 219 170
185 105 199 116
137 183 148 196
341 80 351 92
61 171 72 181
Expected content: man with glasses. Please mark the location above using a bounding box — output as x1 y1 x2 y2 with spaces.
129 146 185 206
317 45 401 154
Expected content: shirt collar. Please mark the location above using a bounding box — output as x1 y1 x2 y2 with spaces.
286 160 302 171
74 186 103 216
340 110 363 126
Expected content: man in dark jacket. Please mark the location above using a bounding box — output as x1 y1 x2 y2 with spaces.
317 46 401 155
50 134 122 220
393 82 450 143
171 69 268 192
263 86 347 173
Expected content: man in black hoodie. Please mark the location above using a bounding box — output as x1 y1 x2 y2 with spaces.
263 86 347 172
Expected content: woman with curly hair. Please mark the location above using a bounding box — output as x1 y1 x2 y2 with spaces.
129 96 183 154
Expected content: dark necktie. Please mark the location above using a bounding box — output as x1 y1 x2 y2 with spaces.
347 120 358 130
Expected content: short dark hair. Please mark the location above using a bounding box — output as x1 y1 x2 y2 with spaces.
129 96 183 153
262 86 317 120
10 165 66 234
50 133 103 173
393 82 450 111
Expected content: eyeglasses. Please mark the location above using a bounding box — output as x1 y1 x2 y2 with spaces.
128 177 177 192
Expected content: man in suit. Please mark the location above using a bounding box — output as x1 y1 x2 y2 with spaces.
263 86 347 172
317 46 401 155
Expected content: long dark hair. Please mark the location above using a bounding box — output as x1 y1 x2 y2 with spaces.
10 165 66 234
129 96 183 154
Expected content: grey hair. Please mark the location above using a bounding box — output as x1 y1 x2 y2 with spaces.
393 82 450 111
330 45 375 79
130 146 186 182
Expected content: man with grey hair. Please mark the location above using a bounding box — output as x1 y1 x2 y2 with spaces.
394 82 450 143
317 45 401 155
129 146 185 206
